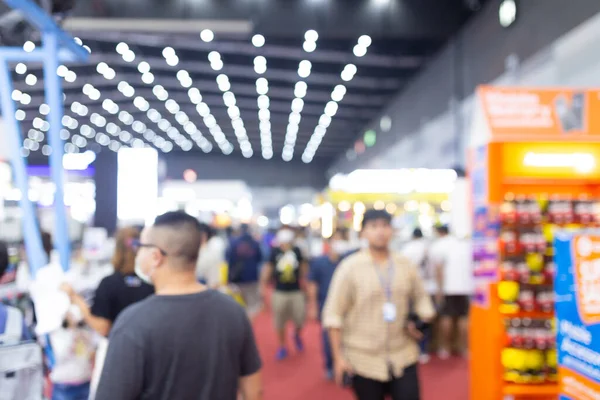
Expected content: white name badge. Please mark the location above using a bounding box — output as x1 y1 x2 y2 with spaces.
383 302 397 322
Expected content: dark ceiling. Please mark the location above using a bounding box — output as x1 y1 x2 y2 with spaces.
10 0 488 165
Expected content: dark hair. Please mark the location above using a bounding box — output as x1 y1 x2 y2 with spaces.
154 211 203 264
361 209 392 230
412 228 423 239
436 225 450 235
240 223 250 234
329 229 346 241
198 222 215 240
0 241 9 279
155 211 203 229
112 226 140 274
41 232 53 260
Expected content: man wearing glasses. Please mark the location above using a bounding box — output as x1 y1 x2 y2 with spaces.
95 211 263 400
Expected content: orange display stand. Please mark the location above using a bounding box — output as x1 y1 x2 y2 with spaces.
467 86 600 400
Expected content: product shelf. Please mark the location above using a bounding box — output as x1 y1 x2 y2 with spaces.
503 383 558 396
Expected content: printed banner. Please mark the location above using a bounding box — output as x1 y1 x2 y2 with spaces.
555 233 600 399
478 87 600 141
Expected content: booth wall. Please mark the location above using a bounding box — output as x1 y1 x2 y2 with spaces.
329 0 600 175
164 152 329 189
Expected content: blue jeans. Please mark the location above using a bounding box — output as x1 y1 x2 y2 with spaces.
52 382 90 400
321 325 333 371
419 325 431 355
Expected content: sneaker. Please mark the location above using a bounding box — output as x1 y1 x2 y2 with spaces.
275 347 288 361
437 349 451 360
294 334 304 352
419 354 431 364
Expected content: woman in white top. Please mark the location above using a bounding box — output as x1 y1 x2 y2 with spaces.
401 228 434 364
196 224 226 287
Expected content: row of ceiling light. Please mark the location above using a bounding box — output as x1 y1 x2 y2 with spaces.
15 30 374 164
17 40 182 157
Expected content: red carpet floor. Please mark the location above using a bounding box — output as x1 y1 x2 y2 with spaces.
252 311 470 400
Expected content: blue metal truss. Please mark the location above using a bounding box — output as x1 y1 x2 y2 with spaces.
0 0 89 275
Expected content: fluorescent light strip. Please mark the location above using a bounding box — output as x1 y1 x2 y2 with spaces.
199 46 251 157
163 47 232 154
252 45 272 160
282 30 318 162
103 44 194 152
301 35 371 163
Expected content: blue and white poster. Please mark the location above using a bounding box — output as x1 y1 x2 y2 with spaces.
555 232 600 399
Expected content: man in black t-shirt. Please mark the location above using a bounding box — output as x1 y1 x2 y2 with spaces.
95 212 262 400
259 228 307 361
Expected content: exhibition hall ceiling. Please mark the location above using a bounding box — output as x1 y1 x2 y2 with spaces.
10 0 488 164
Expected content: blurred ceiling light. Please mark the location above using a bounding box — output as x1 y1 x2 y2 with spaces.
39 104 50 115
324 101 339 117
331 84 347 102
166 55 179 66
208 51 221 63
304 30 319 42
380 115 392 132
142 72 155 84
116 42 129 54
303 41 317 52
358 35 372 47
138 61 151 73
499 0 517 28
291 98 304 113
15 63 27 75
341 63 357 81
200 29 215 42
25 74 37 86
353 44 367 57
257 95 270 109
294 81 308 98
57 65 68 77
252 34 265 47
23 41 35 52
122 50 136 62
96 62 108 74
162 47 176 59
65 71 77 83
210 59 224 71
298 60 312 78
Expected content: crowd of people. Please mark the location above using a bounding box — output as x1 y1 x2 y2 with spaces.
0 208 474 400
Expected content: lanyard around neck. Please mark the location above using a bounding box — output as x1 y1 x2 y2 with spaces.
373 258 395 301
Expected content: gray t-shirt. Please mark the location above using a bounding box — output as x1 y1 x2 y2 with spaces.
95 290 262 400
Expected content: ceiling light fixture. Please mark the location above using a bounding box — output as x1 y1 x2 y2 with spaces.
15 63 27 75
252 34 266 48
298 60 312 78
200 29 215 42
341 63 358 82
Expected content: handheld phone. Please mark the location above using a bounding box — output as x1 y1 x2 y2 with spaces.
342 372 353 388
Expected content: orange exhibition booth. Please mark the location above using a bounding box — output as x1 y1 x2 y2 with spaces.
468 86 600 400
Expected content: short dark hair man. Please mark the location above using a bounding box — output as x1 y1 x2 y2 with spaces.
95 211 263 400
323 209 435 400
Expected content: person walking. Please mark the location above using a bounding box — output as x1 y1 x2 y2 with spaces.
429 225 473 359
226 224 264 318
196 223 226 288
95 211 262 400
401 228 434 364
259 228 307 361
61 227 155 399
307 230 348 380
323 209 435 400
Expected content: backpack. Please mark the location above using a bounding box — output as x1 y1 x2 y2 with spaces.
0 307 43 400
